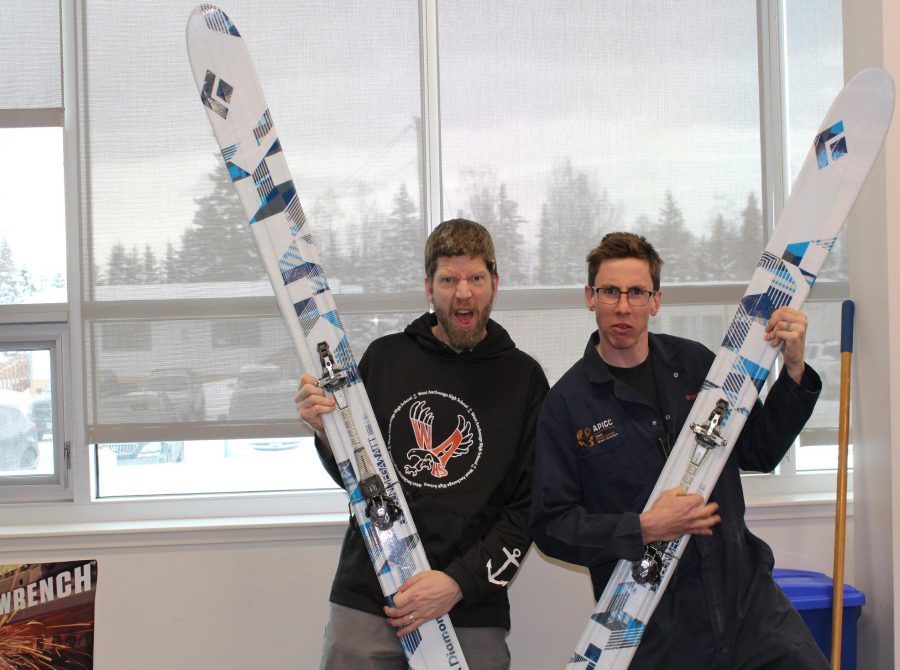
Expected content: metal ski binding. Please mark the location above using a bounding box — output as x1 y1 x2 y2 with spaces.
316 341 402 531
633 399 732 586
317 342 350 408
690 398 729 449
632 542 665 585
363 489 404 531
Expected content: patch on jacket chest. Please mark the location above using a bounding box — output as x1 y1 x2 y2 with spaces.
576 418 619 448
388 390 484 489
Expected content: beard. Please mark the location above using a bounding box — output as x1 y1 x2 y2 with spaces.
433 298 494 350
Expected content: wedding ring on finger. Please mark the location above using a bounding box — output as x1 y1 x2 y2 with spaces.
407 613 415 623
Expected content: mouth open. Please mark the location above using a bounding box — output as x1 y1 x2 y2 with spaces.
455 309 475 327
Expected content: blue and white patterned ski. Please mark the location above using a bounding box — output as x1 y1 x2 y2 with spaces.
186 6 467 669
566 68 894 669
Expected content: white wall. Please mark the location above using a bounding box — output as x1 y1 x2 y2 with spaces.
0 509 849 670
842 1 900 668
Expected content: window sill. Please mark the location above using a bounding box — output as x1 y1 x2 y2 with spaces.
0 512 349 553
0 493 848 554
745 491 850 521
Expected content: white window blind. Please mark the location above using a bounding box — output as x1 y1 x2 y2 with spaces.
437 0 846 480
72 0 846 501
0 0 62 110
81 1 424 451
0 0 68 500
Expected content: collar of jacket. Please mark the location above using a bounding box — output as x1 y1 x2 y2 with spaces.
583 331 685 386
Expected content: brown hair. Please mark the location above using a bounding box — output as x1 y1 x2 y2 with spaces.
425 218 497 280
586 232 663 289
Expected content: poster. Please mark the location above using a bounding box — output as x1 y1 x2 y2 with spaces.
0 561 97 669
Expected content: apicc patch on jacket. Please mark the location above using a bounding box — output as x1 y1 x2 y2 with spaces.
576 418 619 448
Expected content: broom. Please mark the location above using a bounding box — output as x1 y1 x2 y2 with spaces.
831 299 854 669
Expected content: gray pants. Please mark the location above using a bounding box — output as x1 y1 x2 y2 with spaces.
320 603 511 670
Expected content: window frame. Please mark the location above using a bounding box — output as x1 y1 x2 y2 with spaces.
0 0 71 504
0 321 71 502
741 0 848 500
427 0 847 502
3 0 847 526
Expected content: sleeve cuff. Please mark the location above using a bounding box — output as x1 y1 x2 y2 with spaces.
797 364 822 393
608 511 645 563
443 561 478 605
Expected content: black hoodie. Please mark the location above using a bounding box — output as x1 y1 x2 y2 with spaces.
317 312 548 629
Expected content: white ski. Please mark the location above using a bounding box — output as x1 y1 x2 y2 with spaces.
186 5 467 668
566 68 894 669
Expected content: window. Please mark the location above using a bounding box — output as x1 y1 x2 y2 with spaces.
0 129 67 305
435 0 846 496
441 1 763 288
211 320 261 348
0 1 69 503
95 437 336 498
0 324 69 501
0 0 65 304
7 0 848 515
780 0 847 478
82 0 421 499
0 346 54 475
98 322 152 352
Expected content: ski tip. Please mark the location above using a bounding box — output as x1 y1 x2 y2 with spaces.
850 66 895 91
848 67 896 112
808 67 896 172
840 300 855 353
187 4 241 39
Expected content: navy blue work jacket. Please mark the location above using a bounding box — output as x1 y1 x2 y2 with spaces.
531 331 822 665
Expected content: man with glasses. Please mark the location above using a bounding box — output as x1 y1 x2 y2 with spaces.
531 232 828 668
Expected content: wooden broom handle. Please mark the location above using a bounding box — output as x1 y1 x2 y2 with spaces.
831 299 854 669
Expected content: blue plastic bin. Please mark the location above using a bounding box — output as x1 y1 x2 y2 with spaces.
773 568 865 670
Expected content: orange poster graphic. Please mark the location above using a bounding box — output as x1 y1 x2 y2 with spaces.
0 561 97 669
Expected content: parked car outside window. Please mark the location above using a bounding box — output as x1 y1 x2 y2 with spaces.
0 390 39 471
227 364 299 421
106 441 184 464
30 386 52 439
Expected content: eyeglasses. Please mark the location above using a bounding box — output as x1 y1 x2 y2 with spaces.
589 286 657 306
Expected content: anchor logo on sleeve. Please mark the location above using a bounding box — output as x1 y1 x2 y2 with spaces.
487 547 522 586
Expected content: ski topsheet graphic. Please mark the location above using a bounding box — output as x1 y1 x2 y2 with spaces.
567 68 894 670
186 6 467 669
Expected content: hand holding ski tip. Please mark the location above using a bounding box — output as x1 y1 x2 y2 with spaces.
763 306 808 383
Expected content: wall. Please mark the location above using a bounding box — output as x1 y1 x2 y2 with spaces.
842 0 900 668
0 509 847 669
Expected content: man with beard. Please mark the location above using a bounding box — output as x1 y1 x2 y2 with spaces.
296 218 548 670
